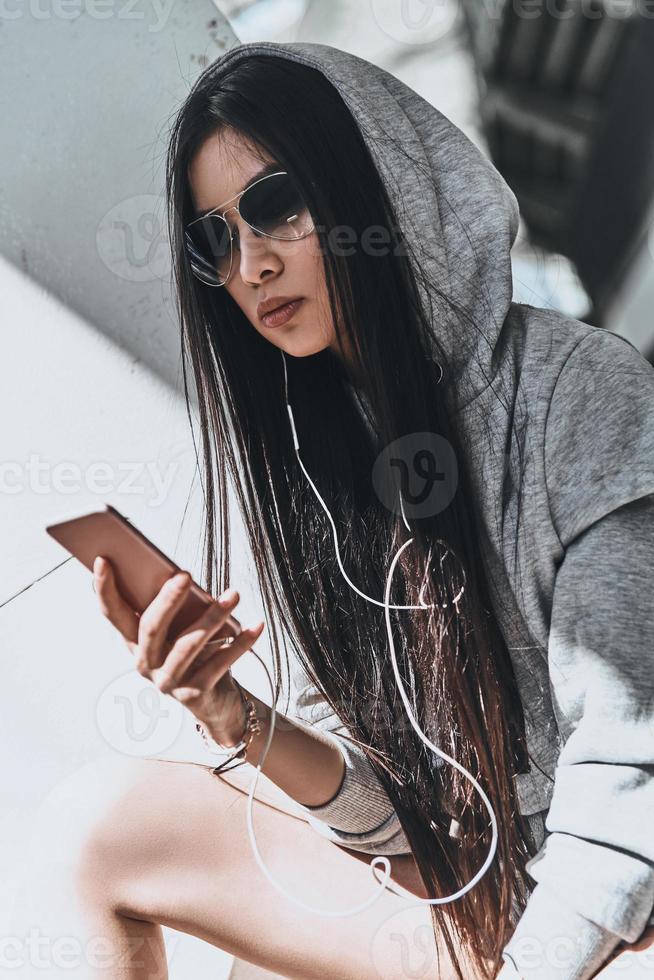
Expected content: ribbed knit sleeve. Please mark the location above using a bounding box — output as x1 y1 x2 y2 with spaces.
283 661 412 855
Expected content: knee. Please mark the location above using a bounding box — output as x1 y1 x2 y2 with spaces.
37 753 154 839
32 754 162 896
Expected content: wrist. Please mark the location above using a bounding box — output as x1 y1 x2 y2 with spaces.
209 691 248 748
200 682 264 753
212 707 248 748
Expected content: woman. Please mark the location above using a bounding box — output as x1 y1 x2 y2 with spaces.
36 41 654 980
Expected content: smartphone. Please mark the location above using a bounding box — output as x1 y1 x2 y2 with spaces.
45 503 242 646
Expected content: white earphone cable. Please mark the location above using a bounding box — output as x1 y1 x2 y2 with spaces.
232 351 497 916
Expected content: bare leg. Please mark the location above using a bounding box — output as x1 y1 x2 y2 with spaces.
9 757 171 979
10 753 464 980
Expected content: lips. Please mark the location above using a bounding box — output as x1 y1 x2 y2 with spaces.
257 296 303 320
260 298 304 328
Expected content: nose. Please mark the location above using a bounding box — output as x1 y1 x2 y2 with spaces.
230 214 283 285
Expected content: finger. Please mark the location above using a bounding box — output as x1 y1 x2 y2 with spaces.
203 612 243 646
186 621 265 692
137 570 193 670
156 591 240 694
93 556 139 645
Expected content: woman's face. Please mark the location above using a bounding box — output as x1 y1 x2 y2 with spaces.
187 128 355 367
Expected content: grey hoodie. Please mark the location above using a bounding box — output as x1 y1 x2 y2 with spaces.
210 41 654 979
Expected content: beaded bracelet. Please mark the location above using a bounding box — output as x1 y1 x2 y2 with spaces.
195 677 262 775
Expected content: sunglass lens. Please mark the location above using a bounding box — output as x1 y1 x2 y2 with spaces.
240 172 313 240
184 215 231 285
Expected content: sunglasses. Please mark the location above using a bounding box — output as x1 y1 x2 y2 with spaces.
184 170 315 287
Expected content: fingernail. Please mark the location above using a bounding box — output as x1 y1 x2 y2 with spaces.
218 588 238 605
94 556 105 574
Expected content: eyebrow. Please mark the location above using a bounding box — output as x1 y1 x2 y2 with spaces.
194 162 283 219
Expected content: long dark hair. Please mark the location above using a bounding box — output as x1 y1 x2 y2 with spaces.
165 53 540 979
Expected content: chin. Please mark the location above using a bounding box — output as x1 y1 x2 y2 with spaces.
274 331 332 358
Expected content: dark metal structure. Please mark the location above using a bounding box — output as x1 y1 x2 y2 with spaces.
461 0 654 333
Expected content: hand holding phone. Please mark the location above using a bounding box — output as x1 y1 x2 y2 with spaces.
93 554 264 743
45 504 265 743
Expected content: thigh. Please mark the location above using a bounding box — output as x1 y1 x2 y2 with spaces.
208 758 431 900
65 753 460 980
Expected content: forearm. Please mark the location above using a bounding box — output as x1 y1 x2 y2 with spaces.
208 684 346 809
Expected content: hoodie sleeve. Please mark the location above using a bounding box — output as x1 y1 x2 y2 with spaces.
501 329 654 978
284 663 412 855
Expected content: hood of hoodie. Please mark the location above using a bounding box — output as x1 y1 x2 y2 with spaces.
206 40 520 411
